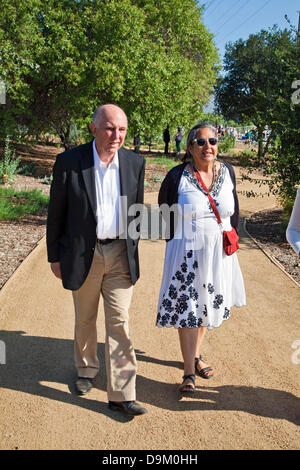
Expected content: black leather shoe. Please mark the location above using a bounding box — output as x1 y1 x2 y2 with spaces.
108 401 148 416
75 377 93 395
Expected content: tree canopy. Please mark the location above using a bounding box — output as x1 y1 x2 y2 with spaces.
214 25 300 205
0 0 220 147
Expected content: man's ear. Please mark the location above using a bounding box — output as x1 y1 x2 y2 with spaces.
89 123 96 136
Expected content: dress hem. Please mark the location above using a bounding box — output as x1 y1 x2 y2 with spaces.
155 315 230 331
156 302 246 330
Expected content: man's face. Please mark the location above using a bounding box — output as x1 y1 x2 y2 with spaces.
90 107 128 157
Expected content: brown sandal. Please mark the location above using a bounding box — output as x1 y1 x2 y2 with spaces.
178 374 195 394
195 355 214 379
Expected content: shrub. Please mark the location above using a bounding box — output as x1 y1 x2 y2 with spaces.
218 134 235 153
19 162 37 176
0 137 21 184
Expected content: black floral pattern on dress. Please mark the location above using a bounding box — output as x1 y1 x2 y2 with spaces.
168 284 177 299
161 298 174 313
157 248 229 328
207 283 214 294
188 286 198 301
175 271 185 283
223 307 230 319
187 312 197 327
213 294 223 309
181 262 188 273
186 272 195 286
175 293 189 315
160 313 171 326
170 313 179 325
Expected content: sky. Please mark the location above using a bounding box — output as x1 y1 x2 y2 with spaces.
199 0 300 111
199 0 300 66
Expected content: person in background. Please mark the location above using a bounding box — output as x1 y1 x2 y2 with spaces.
175 127 182 155
286 188 300 259
163 125 171 155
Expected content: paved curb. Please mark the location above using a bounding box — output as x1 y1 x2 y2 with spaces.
243 217 299 288
0 235 46 299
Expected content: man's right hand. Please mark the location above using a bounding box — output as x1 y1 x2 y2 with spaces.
51 262 62 280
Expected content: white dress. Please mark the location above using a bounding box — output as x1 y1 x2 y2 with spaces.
156 163 246 330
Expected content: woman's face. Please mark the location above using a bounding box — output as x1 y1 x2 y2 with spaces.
188 127 218 165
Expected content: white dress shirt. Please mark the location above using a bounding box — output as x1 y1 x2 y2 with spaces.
286 188 300 256
93 139 124 239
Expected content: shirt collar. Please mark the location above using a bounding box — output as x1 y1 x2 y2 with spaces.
92 139 119 169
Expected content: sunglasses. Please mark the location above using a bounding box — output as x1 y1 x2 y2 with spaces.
193 138 218 146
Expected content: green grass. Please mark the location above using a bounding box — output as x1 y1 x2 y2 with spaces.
0 187 49 221
145 155 178 171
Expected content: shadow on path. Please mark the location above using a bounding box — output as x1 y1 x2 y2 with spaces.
0 330 299 426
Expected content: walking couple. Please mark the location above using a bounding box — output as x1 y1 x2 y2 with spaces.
47 104 245 416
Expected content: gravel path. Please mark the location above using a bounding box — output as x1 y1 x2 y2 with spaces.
1 163 299 289
0 186 299 450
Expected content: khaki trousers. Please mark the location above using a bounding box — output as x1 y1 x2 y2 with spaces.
72 239 136 402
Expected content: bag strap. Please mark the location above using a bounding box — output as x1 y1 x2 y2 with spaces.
193 167 222 226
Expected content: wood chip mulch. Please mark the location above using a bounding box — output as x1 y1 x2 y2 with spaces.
246 207 300 285
0 156 299 290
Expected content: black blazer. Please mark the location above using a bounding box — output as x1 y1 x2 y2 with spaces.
158 162 240 241
46 141 145 290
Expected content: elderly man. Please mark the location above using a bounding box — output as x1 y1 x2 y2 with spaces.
47 104 147 416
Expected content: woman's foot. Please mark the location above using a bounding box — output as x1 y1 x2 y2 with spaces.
195 355 214 379
178 374 195 394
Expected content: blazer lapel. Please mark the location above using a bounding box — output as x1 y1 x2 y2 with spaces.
118 147 128 197
79 141 97 223
119 148 135 233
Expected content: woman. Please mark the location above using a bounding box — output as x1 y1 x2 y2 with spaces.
156 123 246 393
286 188 300 259
175 127 182 154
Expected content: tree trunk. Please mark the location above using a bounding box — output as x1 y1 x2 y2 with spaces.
257 127 264 162
133 134 141 153
59 125 71 150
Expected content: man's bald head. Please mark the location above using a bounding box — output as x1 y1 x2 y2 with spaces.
92 104 127 128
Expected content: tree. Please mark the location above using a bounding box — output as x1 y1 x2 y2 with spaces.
128 0 220 134
215 26 300 209
0 0 96 148
214 27 295 158
264 33 300 207
0 0 43 137
0 0 220 148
